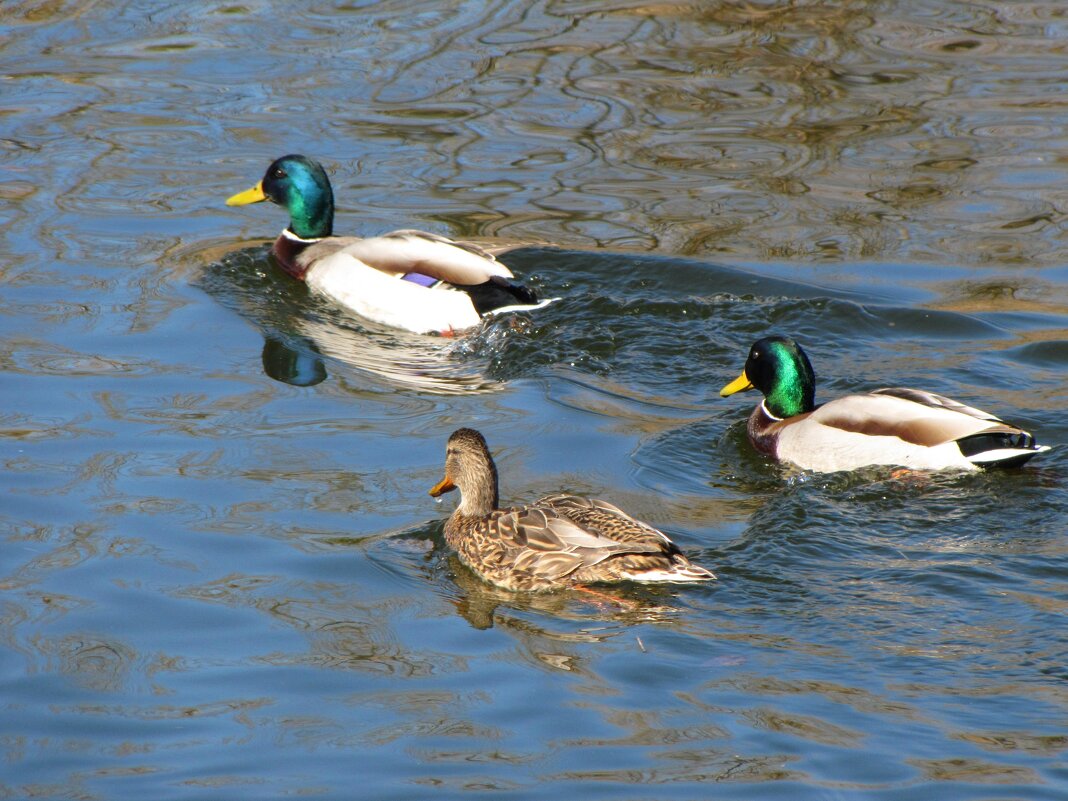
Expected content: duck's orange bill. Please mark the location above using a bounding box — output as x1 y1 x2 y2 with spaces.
720 369 754 397
428 475 456 497
226 180 266 206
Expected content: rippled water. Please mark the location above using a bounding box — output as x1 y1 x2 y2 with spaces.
2 1 1067 799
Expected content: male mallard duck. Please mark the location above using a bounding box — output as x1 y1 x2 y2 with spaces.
721 336 1049 473
428 428 716 592
226 155 548 334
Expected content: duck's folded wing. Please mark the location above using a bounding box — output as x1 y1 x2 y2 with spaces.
811 390 1022 447
537 494 674 547
385 229 501 262
495 507 660 581
331 229 514 284
871 387 1004 423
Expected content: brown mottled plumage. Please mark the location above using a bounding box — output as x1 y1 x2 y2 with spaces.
428 428 716 592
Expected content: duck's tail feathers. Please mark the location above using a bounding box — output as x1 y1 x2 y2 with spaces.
482 296 559 317
625 562 717 583
460 276 558 316
958 431 1050 468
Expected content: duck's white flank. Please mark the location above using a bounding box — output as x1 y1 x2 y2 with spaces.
306 253 482 334
774 392 1041 472
776 423 978 472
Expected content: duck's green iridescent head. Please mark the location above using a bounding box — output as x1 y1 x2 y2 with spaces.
226 154 334 239
720 336 816 418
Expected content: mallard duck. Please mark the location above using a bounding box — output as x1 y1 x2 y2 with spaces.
428 428 716 592
226 155 549 334
721 335 1050 473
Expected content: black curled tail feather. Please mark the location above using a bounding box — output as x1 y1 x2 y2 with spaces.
458 276 540 315
957 430 1045 468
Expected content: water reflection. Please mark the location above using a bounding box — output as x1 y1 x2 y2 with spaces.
444 553 684 634
44 634 135 693
260 335 327 387
4 0 1068 797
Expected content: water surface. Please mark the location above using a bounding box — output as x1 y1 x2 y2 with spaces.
2 2 1067 799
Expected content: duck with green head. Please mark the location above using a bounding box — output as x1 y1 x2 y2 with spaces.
226 155 548 335
721 336 1049 473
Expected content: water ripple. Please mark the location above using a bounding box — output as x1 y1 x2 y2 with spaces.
2 2 1067 799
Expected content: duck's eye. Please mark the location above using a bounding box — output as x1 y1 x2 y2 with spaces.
272 167 287 179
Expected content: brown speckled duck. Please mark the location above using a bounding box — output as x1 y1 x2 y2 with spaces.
721 335 1049 473
428 428 716 592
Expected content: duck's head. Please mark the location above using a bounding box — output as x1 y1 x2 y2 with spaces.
429 428 500 515
226 154 334 240
720 336 816 419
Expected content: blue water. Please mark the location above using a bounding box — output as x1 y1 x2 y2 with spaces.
2 2 1067 799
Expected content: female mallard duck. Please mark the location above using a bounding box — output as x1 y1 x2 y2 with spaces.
226 155 548 335
721 336 1049 473
428 428 715 592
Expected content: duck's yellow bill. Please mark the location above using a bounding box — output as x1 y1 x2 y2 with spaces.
226 181 266 206
720 370 754 397
428 475 456 497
